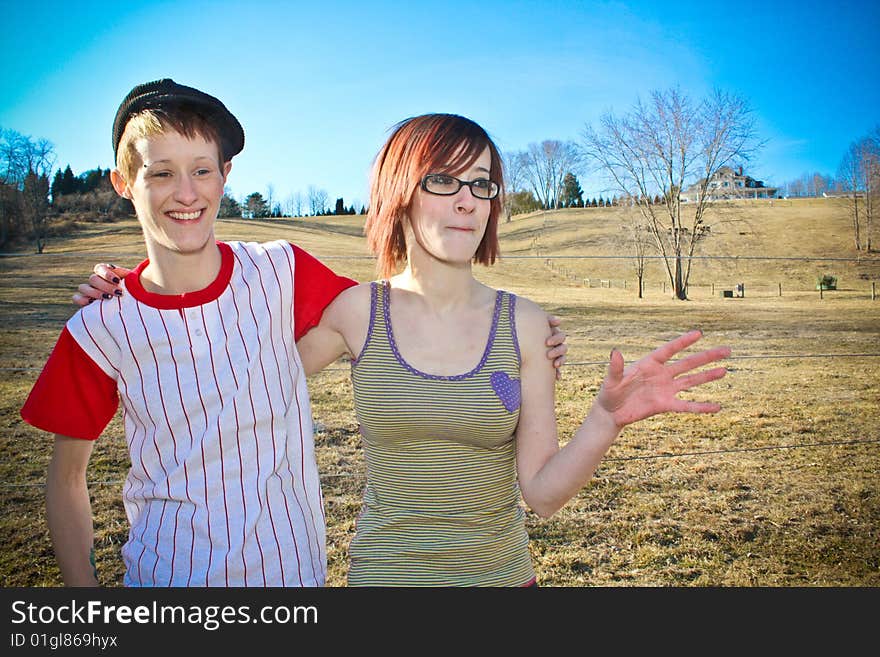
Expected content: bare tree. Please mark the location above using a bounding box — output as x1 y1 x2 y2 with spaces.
581 88 759 300
266 183 275 217
622 207 653 299
307 185 328 216
838 132 880 252
0 129 55 250
503 150 529 221
870 126 880 252
838 144 865 250
23 170 50 252
516 140 580 210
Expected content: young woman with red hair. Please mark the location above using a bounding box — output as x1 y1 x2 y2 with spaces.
293 113 730 586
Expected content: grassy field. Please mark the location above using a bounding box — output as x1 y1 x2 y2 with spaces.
1 197 878 586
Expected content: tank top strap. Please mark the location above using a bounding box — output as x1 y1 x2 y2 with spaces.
355 280 389 363
494 290 522 368
371 280 388 326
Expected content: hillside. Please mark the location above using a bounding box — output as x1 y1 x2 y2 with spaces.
496 197 880 289
9 197 879 294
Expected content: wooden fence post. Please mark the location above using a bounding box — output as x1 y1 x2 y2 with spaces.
778 283 782 297
872 282 876 300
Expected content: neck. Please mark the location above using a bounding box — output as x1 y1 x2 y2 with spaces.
141 239 222 295
392 253 482 313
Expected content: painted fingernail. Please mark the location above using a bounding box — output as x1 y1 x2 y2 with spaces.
112 277 120 284
108 263 117 269
102 293 111 300
114 290 123 296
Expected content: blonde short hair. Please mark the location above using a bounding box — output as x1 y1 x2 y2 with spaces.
115 107 224 183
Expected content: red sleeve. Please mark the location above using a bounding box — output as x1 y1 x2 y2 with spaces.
20 327 119 440
291 244 358 341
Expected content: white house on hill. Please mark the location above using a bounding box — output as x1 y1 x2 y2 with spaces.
680 166 778 202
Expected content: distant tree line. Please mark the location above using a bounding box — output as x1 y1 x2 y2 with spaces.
220 188 366 219
1 127 133 252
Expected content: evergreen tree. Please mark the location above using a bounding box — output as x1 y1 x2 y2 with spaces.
60 165 78 195
79 167 104 193
559 172 584 208
218 193 241 218
598 195 605 207
245 192 269 218
51 169 64 203
334 197 345 215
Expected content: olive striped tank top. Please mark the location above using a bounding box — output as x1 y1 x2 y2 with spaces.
348 281 535 586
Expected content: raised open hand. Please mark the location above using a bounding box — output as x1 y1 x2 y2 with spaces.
597 329 730 429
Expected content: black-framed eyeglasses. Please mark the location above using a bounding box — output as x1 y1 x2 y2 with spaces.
420 174 499 200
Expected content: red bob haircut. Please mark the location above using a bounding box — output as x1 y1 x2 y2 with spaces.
364 113 505 278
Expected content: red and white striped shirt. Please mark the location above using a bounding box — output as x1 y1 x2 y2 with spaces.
21 240 356 587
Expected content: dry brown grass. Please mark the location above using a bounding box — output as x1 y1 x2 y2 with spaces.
1 198 877 587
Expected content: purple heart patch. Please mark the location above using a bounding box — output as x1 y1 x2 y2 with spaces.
491 371 521 413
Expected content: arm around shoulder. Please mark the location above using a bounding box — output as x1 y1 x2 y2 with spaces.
297 282 372 376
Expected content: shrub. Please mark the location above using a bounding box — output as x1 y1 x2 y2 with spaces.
816 274 837 290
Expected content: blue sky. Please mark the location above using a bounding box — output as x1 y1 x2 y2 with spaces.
1 0 878 209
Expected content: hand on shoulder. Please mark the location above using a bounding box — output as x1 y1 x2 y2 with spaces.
514 296 555 364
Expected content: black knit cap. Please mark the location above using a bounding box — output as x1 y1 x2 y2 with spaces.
112 78 245 161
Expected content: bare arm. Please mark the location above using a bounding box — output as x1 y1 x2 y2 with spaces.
46 434 99 586
296 283 371 376
515 301 730 518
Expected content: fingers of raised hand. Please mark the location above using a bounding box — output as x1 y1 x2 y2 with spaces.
669 346 731 377
674 366 728 392
547 314 562 328
606 348 626 385
651 329 704 364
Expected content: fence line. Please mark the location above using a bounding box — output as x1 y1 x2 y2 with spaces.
1 437 876 491
2 252 877 262
3 353 880 374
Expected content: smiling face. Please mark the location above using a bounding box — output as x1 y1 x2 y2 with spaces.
112 130 230 259
406 145 493 268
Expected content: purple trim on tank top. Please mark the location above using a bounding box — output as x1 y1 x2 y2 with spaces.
382 280 504 381
350 282 379 366
509 293 520 368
